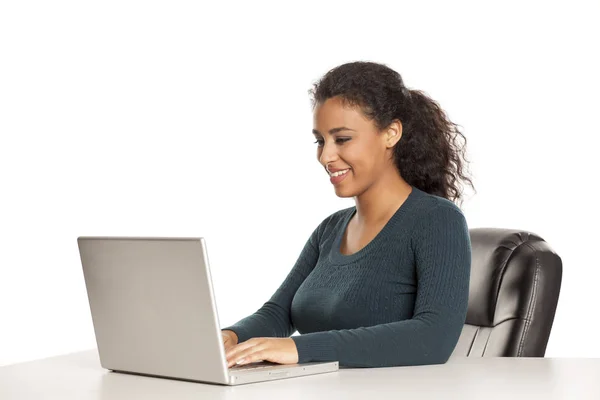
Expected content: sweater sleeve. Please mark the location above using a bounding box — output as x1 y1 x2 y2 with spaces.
290 205 471 368
220 216 327 343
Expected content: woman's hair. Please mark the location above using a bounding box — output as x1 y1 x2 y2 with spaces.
308 61 476 207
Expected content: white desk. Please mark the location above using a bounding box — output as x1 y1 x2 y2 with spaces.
1 349 599 399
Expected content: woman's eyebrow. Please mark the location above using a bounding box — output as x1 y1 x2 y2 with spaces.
312 127 355 135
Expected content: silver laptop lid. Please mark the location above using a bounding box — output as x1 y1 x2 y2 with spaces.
77 237 230 384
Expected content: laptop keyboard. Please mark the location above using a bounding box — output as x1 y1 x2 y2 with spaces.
230 361 284 372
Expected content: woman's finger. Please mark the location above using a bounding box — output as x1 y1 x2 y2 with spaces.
236 350 266 366
228 342 268 367
225 340 254 361
226 340 258 363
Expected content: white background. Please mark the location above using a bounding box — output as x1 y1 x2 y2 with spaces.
1 1 598 367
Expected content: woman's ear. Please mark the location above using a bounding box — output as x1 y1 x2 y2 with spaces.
385 120 403 148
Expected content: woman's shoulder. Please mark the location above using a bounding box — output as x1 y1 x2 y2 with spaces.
413 187 466 220
410 190 471 251
309 206 354 242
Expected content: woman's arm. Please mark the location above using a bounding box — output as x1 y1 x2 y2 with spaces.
221 215 330 342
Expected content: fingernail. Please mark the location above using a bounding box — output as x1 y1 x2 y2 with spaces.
236 358 245 365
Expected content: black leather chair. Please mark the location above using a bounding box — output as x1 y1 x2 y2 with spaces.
451 228 563 357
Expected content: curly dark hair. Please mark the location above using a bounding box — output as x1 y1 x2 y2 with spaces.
308 61 476 208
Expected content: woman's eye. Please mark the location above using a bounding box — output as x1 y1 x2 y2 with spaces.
313 138 350 146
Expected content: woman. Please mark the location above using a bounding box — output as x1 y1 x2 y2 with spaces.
222 61 475 368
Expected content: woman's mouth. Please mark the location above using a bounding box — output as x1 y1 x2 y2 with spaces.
330 169 350 185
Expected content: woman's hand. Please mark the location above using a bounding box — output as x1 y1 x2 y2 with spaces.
225 337 299 368
221 330 239 351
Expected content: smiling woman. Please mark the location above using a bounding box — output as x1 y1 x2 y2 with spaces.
222 61 476 368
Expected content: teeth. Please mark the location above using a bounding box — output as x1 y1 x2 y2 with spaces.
331 169 350 177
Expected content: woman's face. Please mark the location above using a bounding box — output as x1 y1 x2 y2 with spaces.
312 96 400 196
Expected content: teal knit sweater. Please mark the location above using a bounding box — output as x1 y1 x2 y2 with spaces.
222 185 471 368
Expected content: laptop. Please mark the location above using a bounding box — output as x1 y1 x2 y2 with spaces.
77 236 339 385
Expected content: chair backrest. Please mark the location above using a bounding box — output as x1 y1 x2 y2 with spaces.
451 228 562 357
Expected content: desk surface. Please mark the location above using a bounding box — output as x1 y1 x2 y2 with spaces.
1 350 599 399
